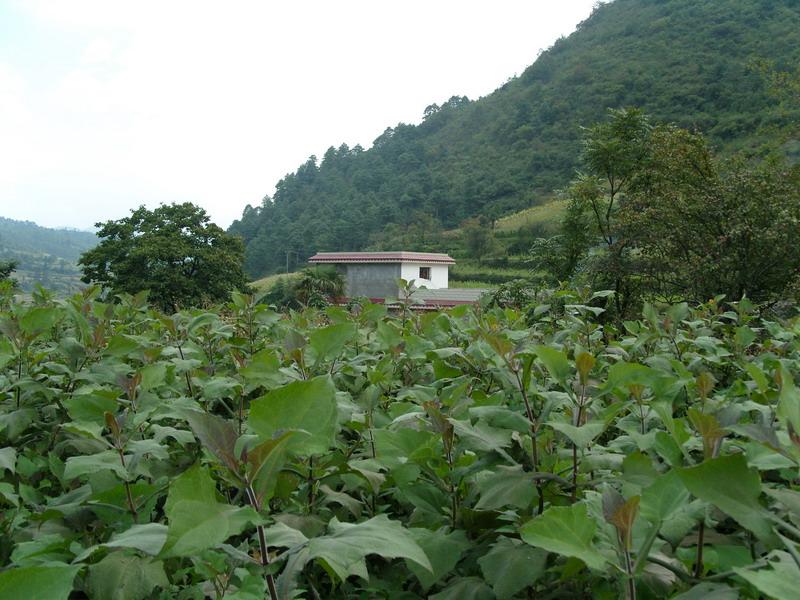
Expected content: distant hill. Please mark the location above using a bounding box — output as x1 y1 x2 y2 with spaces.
230 0 800 277
0 217 97 293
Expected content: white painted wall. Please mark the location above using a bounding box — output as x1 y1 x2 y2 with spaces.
400 263 449 289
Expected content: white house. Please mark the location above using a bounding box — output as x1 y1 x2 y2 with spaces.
307 251 485 307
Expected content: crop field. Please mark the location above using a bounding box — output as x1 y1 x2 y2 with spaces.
448 280 497 289
449 261 530 286
494 199 567 233
1 288 800 598
250 272 301 293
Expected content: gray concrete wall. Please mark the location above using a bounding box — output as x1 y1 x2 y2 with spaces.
344 264 401 298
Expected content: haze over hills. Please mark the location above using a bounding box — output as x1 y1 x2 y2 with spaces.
0 217 97 293
230 0 800 277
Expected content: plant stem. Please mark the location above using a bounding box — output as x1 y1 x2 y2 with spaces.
244 484 278 600
116 448 138 523
177 343 194 397
238 393 244 436
513 367 545 513
624 548 636 600
571 399 585 503
307 456 315 513
694 520 705 578
15 358 22 409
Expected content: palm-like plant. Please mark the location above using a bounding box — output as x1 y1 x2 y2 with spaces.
294 266 345 307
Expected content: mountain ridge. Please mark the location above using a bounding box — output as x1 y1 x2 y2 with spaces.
232 0 800 276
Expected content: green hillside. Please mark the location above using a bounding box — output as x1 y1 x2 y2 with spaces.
231 0 800 277
0 217 97 293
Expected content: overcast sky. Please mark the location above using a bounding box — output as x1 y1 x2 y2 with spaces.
0 0 599 231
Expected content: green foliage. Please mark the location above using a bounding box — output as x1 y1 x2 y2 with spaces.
260 267 344 311
3 286 800 597
619 127 800 304
230 0 800 277
79 203 248 312
541 107 800 312
0 261 15 283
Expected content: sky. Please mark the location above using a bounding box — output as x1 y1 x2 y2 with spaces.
0 0 599 231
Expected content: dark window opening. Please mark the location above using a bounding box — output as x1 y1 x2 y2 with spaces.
419 267 431 280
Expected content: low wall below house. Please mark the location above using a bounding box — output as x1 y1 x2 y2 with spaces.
344 263 401 299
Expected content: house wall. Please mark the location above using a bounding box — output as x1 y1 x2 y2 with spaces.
343 263 402 298
400 263 448 289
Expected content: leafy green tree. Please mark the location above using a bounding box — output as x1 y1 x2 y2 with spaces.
462 217 497 261
619 126 800 303
0 259 16 282
79 203 248 312
532 109 649 315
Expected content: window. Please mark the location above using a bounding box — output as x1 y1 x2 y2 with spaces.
419 266 431 280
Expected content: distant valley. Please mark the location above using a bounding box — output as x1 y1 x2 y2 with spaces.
0 217 97 293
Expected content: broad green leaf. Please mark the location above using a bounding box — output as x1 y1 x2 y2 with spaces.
533 345 571 383
520 503 607 570
735 326 756 349
161 463 259 558
744 363 768 392
475 465 536 510
0 447 16 474
105 334 140 357
372 428 435 470
139 363 167 391
429 577 494 600
766 488 800 519
0 482 19 507
19 306 60 335
672 582 739 599
162 500 258 558
163 463 218 514
601 362 670 396
248 376 337 455
309 322 356 362
184 410 240 472
64 451 130 481
87 553 169 600
63 390 118 424
548 421 605 448
238 349 281 384
0 565 79 600
10 534 72 566
469 406 531 434
304 515 432 582
778 367 800 436
247 430 305 504
478 537 547 599
677 454 772 540
735 552 800 600
263 521 309 548
449 418 513 453
640 470 690 524
0 337 13 369
105 523 168 556
406 528 470 591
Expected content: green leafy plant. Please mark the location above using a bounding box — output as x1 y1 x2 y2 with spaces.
2 286 800 598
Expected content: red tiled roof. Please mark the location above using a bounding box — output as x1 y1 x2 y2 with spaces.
308 251 456 265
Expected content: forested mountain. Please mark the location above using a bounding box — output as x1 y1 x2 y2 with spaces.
0 217 97 293
230 0 800 277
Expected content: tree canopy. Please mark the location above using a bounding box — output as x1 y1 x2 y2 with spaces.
79 203 248 312
537 108 800 312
